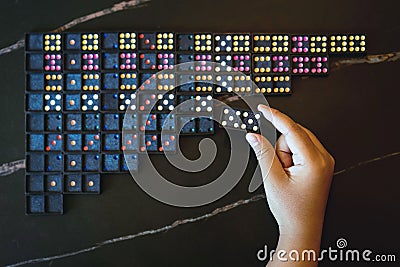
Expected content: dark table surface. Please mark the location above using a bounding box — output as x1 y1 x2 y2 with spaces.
0 0 399 266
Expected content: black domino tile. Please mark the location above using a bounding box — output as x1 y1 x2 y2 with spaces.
220 107 261 133
24 31 367 215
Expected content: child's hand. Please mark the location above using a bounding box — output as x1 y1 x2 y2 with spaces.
246 105 335 266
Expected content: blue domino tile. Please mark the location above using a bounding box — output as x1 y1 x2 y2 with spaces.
65 114 82 131
65 134 82 151
102 52 119 70
102 114 120 131
178 116 196 134
64 174 83 194
83 174 100 193
102 32 119 50
65 74 81 90
28 134 44 151
27 94 43 111
139 114 158 132
26 194 45 214
64 53 81 71
45 114 63 132
138 32 156 50
27 114 44 131
83 114 100 131
27 154 44 172
45 194 63 214
160 134 177 152
122 133 138 151
158 113 175 131
27 74 44 91
26 33 43 51
101 93 119 111
139 134 158 153
138 73 157 90
102 73 119 90
176 34 194 51
102 134 121 151
45 154 63 172
122 153 138 172
26 174 44 193
83 154 101 172
65 33 81 50
26 53 43 71
45 174 63 192
65 154 82 172
198 117 214 133
83 134 101 152
64 94 81 111
102 154 120 172
177 73 195 92
46 134 63 151
122 113 138 131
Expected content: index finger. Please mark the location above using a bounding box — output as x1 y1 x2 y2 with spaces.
258 105 317 160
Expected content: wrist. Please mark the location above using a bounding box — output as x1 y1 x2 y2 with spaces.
278 221 323 250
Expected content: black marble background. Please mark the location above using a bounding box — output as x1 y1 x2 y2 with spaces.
0 0 399 266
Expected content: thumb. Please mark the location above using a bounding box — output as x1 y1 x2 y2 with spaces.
246 133 287 186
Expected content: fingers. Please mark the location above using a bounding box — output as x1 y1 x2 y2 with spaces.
246 133 288 185
258 105 317 161
276 135 293 168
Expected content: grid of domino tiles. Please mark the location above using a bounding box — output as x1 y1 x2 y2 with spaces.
24 32 366 214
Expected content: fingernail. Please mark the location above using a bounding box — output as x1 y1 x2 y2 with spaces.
246 133 259 147
258 104 267 112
